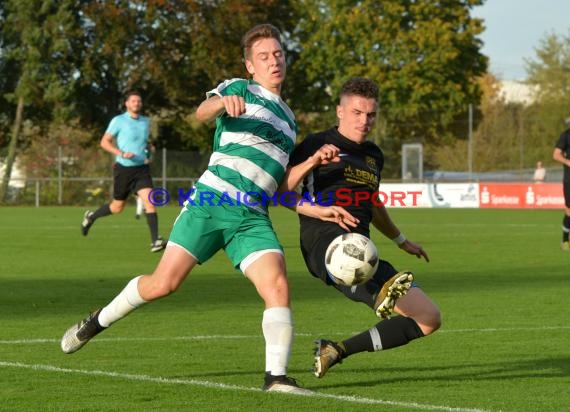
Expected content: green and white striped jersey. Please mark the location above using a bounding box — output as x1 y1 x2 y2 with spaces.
193 78 297 214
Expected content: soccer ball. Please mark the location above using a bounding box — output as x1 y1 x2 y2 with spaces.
325 233 379 286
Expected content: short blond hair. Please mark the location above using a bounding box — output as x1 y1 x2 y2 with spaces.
241 24 282 60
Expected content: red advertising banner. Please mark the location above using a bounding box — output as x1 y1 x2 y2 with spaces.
479 183 564 209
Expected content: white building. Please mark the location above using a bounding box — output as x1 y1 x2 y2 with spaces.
0 157 26 189
498 80 539 105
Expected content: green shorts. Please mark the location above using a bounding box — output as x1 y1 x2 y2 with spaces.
168 203 283 269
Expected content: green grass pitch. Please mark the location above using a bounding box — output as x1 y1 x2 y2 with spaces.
1 206 569 411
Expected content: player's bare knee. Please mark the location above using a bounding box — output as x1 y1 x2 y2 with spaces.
273 273 289 290
256 277 289 307
427 310 442 334
264 288 290 307
110 201 125 214
152 282 177 298
141 276 180 299
417 307 442 335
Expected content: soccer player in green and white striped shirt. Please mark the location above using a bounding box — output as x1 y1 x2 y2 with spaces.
61 23 355 394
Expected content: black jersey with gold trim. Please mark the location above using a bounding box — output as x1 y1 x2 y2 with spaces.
290 127 384 242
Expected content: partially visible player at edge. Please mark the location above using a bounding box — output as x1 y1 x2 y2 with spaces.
61 23 357 394
286 77 442 378
553 117 570 251
80 90 166 252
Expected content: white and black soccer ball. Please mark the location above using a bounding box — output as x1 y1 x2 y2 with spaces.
325 233 379 286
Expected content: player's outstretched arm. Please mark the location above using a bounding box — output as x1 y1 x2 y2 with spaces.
280 193 358 232
371 204 429 262
278 144 341 193
296 203 358 232
195 95 246 122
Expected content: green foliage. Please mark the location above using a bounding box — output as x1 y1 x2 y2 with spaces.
2 0 84 117
526 32 570 103
434 32 570 174
1 0 488 179
291 0 487 175
525 32 570 163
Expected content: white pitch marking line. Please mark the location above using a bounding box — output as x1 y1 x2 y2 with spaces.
438 326 570 333
0 361 495 412
1 326 568 345
0 335 277 345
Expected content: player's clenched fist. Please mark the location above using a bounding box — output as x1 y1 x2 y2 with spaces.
312 144 340 165
221 95 246 117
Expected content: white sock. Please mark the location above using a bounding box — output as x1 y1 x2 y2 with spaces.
136 196 144 215
98 276 147 327
262 307 293 376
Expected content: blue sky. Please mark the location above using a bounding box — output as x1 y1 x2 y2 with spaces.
472 0 570 80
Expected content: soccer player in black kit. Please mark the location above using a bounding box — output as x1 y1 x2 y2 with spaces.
553 117 570 251
288 77 442 378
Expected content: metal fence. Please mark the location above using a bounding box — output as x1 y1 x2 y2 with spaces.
0 147 565 206
1 148 208 206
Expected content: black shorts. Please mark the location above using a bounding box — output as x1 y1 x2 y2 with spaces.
301 230 400 309
113 163 153 201
564 180 570 208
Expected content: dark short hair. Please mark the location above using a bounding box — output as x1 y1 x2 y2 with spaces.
124 90 142 101
340 77 379 101
241 24 282 60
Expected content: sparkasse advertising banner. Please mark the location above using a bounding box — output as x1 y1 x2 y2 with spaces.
479 183 564 209
379 183 563 209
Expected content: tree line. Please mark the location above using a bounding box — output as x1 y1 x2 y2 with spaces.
436 32 570 176
1 0 568 202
